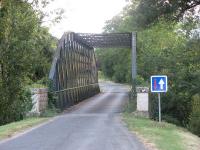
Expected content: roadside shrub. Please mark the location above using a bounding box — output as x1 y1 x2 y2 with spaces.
125 93 137 113
135 75 147 86
0 87 32 125
162 115 181 126
40 108 60 117
21 88 33 114
149 93 158 120
96 48 131 83
47 79 58 109
189 94 200 136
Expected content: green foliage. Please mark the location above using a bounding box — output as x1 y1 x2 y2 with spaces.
135 75 148 86
20 88 33 115
124 97 137 113
137 21 200 128
162 115 182 126
40 108 60 117
29 27 57 81
0 0 38 125
189 94 200 136
104 0 200 31
149 93 158 120
0 0 57 125
98 0 200 136
45 79 58 109
96 48 131 83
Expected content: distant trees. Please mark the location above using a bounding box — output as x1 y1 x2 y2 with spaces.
96 48 131 83
0 0 57 125
96 0 200 135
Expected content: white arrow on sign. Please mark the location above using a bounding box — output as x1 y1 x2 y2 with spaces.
159 79 165 90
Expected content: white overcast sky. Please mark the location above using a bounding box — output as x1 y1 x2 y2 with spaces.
42 0 128 38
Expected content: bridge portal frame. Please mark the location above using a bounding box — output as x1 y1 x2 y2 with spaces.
49 32 137 110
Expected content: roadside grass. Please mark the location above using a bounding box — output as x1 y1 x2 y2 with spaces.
0 117 49 140
40 108 61 117
123 113 200 150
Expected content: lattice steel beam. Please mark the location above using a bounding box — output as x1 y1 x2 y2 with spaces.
74 33 132 48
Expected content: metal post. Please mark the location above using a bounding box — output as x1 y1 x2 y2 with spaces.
158 93 161 122
131 32 137 80
131 32 137 103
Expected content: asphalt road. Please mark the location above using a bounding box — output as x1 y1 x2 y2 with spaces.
0 82 147 150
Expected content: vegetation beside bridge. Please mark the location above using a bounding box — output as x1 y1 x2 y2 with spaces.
96 0 200 136
0 0 60 125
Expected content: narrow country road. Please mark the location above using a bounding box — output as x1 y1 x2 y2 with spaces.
0 82 147 150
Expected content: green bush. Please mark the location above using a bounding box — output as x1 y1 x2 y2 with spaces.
125 93 137 113
135 75 148 86
162 115 181 126
47 79 58 109
0 87 32 125
189 94 200 136
149 93 158 120
96 48 131 83
21 88 33 114
0 1 56 125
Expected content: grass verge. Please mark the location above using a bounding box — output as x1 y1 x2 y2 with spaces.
0 117 49 140
123 113 200 150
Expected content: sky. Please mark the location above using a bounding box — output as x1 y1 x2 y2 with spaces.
42 0 128 38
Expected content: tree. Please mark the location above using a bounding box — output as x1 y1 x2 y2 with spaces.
96 48 131 83
29 27 57 81
0 0 40 124
0 0 58 125
104 0 200 31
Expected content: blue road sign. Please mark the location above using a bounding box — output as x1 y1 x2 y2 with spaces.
151 75 168 93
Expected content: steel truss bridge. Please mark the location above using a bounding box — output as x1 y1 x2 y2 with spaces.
49 32 136 110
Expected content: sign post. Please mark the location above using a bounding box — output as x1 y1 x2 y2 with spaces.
151 75 168 123
158 93 161 122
